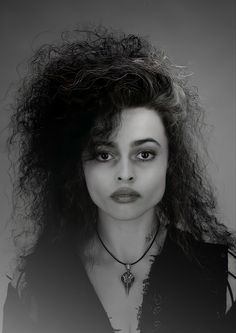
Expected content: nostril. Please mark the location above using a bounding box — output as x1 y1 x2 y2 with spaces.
117 176 135 182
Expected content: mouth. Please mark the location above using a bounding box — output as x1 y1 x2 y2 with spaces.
110 188 141 204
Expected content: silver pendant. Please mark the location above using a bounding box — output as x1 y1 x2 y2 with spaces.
121 264 135 295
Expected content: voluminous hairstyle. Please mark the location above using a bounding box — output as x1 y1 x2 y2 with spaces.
9 26 235 261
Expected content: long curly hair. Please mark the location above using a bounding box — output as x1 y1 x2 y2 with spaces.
8 26 235 265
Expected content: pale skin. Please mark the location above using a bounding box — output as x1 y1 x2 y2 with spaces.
82 107 169 333
81 107 236 332
10 107 235 331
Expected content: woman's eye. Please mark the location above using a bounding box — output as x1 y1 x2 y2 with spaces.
96 152 114 162
136 151 156 161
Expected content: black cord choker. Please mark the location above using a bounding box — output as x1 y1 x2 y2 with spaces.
95 223 160 295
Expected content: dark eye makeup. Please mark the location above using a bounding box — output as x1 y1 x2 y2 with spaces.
94 148 157 162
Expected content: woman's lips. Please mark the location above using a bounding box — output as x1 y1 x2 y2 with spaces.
110 188 141 203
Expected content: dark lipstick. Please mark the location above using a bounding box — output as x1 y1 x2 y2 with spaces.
110 187 141 203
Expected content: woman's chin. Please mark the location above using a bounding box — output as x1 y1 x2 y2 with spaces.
100 206 155 222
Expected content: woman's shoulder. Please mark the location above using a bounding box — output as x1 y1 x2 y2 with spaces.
3 271 38 333
165 227 228 297
227 250 236 312
168 227 228 265
170 227 236 312
6 268 27 300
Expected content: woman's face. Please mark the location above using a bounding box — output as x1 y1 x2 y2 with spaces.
82 107 168 221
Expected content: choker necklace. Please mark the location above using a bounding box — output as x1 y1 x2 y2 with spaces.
95 223 160 295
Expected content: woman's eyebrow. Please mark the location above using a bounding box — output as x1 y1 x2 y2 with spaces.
131 138 161 147
95 138 161 148
95 140 116 148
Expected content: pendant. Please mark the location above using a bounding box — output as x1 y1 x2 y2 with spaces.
121 264 135 295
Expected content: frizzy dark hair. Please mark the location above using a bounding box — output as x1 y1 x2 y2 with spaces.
8 27 235 259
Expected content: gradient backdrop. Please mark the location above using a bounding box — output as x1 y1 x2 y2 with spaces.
0 0 235 331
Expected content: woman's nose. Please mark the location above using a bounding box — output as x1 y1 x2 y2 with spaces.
116 159 136 183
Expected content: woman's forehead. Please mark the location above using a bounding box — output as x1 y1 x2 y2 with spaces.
108 107 167 146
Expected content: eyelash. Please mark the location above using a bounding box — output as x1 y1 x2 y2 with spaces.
137 151 156 161
95 150 157 162
95 152 114 162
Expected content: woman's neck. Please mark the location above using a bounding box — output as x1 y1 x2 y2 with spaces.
96 209 158 264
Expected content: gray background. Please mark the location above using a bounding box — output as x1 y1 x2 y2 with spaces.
0 0 235 330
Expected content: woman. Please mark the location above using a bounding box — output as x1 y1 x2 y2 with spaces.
3 27 236 333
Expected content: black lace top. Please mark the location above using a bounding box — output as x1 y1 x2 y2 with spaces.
3 229 235 333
